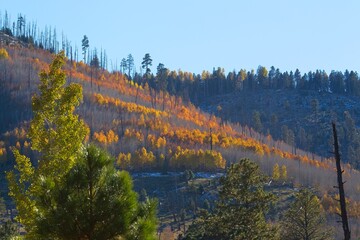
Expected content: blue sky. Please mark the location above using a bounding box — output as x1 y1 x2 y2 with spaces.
2 0 360 74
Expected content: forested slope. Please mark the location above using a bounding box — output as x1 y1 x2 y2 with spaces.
1 23 360 237
0 33 359 197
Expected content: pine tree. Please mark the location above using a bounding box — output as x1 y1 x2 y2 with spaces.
126 54 134 79
120 57 127 74
82 35 89 62
185 159 278 240
0 220 18 239
281 188 333 240
252 111 262 132
0 197 18 238
142 53 152 75
156 63 169 110
35 144 158 239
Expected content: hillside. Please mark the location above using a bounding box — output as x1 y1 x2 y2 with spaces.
1 33 360 237
201 89 360 163
0 39 343 173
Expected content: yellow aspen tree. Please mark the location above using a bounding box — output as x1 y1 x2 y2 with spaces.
272 163 280 180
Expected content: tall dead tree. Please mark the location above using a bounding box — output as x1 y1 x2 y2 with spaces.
332 122 351 240
209 127 213 151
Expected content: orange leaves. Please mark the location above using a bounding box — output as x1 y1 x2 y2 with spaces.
0 149 6 162
77 61 86 69
169 147 225 171
0 147 6 156
0 48 9 59
272 163 287 181
107 130 119 143
124 129 144 142
0 142 6 156
138 114 146 127
2 45 353 183
322 193 360 218
93 93 169 118
93 93 109 105
23 141 30 149
156 137 167 149
136 114 169 132
0 140 6 161
176 106 220 129
71 61 77 71
164 127 285 162
100 74 106 81
147 134 167 149
4 127 27 139
132 147 156 168
165 128 208 146
71 71 91 82
117 152 131 169
219 136 230 148
93 131 107 144
116 148 156 170
208 115 218 129
93 130 119 144
2 46 339 175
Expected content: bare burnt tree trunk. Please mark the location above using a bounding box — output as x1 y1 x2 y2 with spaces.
70 46 73 83
332 122 351 240
90 66 93 89
117 107 124 138
149 87 155 108
154 88 157 109
90 108 94 140
135 86 139 104
28 60 31 89
209 127 213 151
162 91 165 111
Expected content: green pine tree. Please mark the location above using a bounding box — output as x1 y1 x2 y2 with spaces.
0 220 18 239
35 144 158 239
185 158 278 240
281 188 333 240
